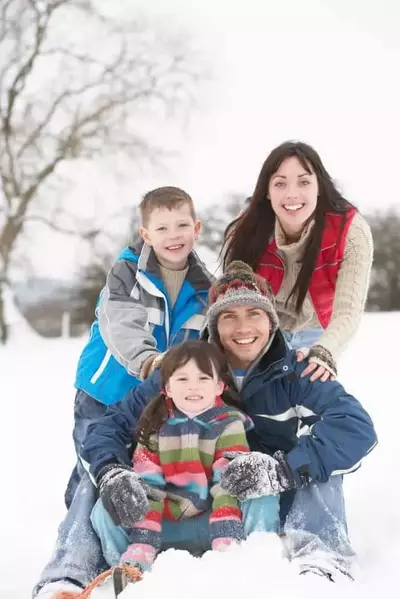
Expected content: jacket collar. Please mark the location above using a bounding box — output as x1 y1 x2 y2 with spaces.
257 329 291 371
129 237 213 292
227 330 295 394
169 403 253 431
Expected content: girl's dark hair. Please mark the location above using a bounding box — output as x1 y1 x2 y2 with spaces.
223 141 356 313
136 340 240 450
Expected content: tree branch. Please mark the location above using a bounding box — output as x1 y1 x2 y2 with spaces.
3 9 48 134
1 2 53 206
0 1 207 334
22 153 64 207
16 43 128 159
0 0 15 45
24 214 102 238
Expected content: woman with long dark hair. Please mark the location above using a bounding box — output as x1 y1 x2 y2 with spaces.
223 141 373 382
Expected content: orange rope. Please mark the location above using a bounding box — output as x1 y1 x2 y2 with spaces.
54 565 143 599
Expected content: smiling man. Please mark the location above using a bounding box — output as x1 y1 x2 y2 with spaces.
206 264 279 369
202 261 376 581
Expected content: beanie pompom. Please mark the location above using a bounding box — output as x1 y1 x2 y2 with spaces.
225 261 253 275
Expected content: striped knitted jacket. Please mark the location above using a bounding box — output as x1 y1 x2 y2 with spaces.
121 402 251 570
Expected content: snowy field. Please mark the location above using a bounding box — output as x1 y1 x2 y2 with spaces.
1 312 398 598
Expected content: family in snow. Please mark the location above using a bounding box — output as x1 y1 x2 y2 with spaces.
33 140 377 598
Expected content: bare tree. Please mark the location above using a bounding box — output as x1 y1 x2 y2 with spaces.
366 209 400 311
0 0 206 342
197 193 247 256
71 205 141 327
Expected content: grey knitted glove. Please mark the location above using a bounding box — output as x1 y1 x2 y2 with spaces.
220 450 308 501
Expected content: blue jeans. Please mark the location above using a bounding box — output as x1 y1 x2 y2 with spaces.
91 477 354 577
33 474 108 596
64 390 107 509
283 327 323 351
90 495 281 567
33 391 108 597
283 476 355 575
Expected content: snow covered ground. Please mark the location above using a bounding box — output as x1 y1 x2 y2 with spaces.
1 312 398 598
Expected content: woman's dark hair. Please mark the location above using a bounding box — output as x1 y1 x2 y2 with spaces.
136 340 240 450
222 141 356 313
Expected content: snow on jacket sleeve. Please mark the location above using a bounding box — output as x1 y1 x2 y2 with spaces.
97 259 160 377
285 362 377 483
80 371 162 480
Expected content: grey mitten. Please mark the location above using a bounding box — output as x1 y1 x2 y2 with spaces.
220 450 308 501
98 464 151 527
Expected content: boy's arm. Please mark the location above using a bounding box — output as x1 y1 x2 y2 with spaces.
209 420 248 549
121 443 165 572
97 259 160 377
80 371 162 480
286 362 377 483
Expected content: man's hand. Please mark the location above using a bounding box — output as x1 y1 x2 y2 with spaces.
220 450 307 501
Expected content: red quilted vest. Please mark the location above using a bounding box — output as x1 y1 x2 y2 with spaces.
256 209 357 329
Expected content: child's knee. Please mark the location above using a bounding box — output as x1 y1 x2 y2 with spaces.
241 494 280 535
91 498 122 538
91 498 130 566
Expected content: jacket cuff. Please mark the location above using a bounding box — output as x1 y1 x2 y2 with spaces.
286 446 312 485
94 461 131 485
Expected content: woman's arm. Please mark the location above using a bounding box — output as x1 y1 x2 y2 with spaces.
316 213 373 358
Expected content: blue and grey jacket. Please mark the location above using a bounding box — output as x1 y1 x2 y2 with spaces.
81 330 377 485
75 239 213 405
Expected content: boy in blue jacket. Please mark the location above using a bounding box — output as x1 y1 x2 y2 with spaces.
66 186 213 507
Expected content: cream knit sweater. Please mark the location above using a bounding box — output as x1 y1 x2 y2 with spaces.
159 264 189 307
275 212 373 358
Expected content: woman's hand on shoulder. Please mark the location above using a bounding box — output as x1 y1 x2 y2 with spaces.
296 345 337 383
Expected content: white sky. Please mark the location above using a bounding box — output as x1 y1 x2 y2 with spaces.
22 0 400 278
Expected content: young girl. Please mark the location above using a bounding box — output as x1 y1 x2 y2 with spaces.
91 340 278 574
223 141 373 382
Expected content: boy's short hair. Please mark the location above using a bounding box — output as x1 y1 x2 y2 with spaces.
139 186 196 227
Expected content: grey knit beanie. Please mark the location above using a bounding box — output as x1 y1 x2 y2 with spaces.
206 261 280 343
